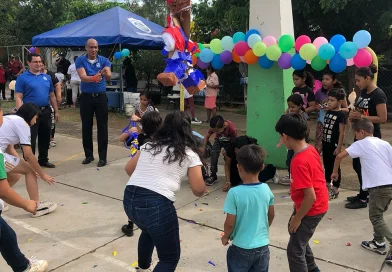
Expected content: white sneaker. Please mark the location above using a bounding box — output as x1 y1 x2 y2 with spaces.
3 203 9 212
135 262 155 271
191 118 202 124
50 141 56 147
279 175 291 186
32 202 57 218
24 257 48 272
272 173 279 184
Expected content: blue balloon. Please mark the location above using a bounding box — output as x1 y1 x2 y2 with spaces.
353 30 371 49
291 54 306 70
161 49 168 57
211 54 224 70
114 52 122 60
258 55 274 69
245 29 261 42
233 32 246 44
329 54 347 73
339 42 358 59
199 48 214 63
121 48 130 57
330 34 346 52
318 43 335 60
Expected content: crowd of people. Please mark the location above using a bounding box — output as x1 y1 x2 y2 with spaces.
0 36 390 272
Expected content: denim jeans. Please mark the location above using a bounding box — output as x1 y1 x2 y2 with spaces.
0 216 30 272
123 185 180 271
210 139 230 176
227 244 269 272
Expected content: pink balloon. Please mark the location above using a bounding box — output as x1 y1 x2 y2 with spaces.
240 56 245 62
233 41 250 57
295 35 311 52
346 58 354 66
313 37 328 51
263 36 277 47
353 49 372 68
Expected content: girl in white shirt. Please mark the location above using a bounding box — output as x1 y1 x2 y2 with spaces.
123 111 205 271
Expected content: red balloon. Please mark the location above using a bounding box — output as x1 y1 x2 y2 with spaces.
353 48 372 68
233 41 250 57
295 35 311 52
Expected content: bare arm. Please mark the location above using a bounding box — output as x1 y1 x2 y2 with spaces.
223 214 236 239
305 101 317 114
268 205 275 226
333 150 349 175
101 67 112 81
364 104 387 124
21 145 47 178
202 134 211 151
0 179 35 211
295 187 316 221
336 123 346 153
77 67 102 83
188 166 206 197
54 82 62 103
6 145 19 157
224 157 231 185
341 99 349 113
15 92 23 109
125 152 140 176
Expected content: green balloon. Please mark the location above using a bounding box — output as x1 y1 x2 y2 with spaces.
299 43 317 60
266 45 282 61
253 42 267 57
210 39 223 54
311 56 327 71
195 43 205 57
279 34 295 52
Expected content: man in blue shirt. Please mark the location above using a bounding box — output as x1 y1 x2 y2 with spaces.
76 38 111 167
15 53 59 168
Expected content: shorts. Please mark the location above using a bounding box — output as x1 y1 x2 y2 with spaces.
4 153 20 172
204 96 217 109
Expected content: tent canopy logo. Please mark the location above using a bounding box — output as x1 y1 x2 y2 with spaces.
128 18 151 34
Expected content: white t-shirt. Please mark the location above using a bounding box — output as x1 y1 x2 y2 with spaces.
0 115 31 152
346 137 392 190
68 63 81 81
127 143 202 201
55 72 65 83
184 88 192 99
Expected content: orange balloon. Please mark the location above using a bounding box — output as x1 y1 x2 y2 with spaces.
244 50 258 64
35 48 41 54
192 55 197 66
232 51 241 63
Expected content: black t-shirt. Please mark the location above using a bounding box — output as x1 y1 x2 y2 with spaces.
123 58 138 88
46 71 59 86
355 88 387 132
322 110 347 145
292 86 315 109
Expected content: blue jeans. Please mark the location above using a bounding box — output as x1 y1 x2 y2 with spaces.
123 185 180 271
227 244 269 272
0 216 30 272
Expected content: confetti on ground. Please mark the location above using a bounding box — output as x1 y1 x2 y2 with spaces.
346 242 351 246
93 265 98 268
280 196 286 198
208 261 216 266
328 217 332 220
220 232 225 237
199 208 203 211
131 262 138 267
205 190 210 194
28 238 32 242
194 203 197 206
82 202 88 204
313 240 320 244
186 220 197 224
202 203 209 206
61 204 64 206
96 168 100 171
215 197 218 200
113 251 117 256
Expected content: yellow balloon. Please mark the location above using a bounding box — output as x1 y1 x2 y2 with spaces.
253 42 267 57
266 45 282 61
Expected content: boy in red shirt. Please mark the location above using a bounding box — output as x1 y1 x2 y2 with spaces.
275 114 328 272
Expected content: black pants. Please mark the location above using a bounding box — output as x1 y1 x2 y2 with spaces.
0 83 5 100
30 107 51 163
353 129 381 200
80 93 108 161
66 88 73 106
322 141 341 188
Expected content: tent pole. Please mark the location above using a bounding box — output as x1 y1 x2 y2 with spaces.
180 84 184 111
119 44 123 114
21 46 25 66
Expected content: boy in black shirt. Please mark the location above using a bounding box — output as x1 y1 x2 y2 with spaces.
322 89 347 199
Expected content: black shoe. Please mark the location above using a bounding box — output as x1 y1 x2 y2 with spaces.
205 175 218 186
345 199 367 209
347 195 360 203
121 224 134 237
39 162 56 168
82 157 94 164
97 160 107 167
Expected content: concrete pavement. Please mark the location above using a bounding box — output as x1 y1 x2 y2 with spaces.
0 134 391 272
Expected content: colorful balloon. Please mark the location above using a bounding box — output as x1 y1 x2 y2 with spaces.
29 47 36 53
279 34 295 52
211 54 224 69
244 50 259 65
197 58 210 69
114 52 122 59
161 49 168 57
353 48 372 68
247 34 262 49
199 48 214 63
266 45 282 61
353 30 371 49
258 55 274 69
221 36 235 51
339 42 358 59
253 42 267 57
192 55 198 66
121 48 130 57
330 34 346 52
295 35 311 52
329 54 347 73
232 51 241 63
210 39 223 54
346 58 354 67
233 32 246 43
311 56 327 71
299 43 317 60
233 41 250 57
263 36 277 47
313 37 328 51
220 51 233 64
291 54 307 70
195 43 205 57
318 43 335 60
277 53 292 69
245 29 261 42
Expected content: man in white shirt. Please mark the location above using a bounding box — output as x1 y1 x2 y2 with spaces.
67 56 81 108
332 118 392 262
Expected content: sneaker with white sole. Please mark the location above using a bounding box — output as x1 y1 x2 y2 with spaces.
50 141 56 147
32 202 57 218
191 118 202 125
361 239 387 255
272 173 279 184
135 262 155 271
24 257 48 272
279 175 291 186
3 203 9 212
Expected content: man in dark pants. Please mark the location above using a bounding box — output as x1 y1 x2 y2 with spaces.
76 38 111 167
15 53 59 168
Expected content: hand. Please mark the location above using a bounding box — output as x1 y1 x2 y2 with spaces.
333 147 341 155
101 67 110 77
24 200 38 214
289 215 301 233
131 114 141 122
221 235 229 246
128 127 138 134
35 171 40 179
200 147 206 154
41 174 55 185
322 106 330 111
55 112 60 122
331 172 339 181
349 111 361 120
221 148 226 157
316 104 322 111
93 72 103 82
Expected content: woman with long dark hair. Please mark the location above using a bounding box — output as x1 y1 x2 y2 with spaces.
123 110 206 271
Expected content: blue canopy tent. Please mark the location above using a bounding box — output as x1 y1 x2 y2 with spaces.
32 6 165 49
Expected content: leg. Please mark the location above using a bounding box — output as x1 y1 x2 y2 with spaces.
8 159 39 202
80 93 94 159
94 95 109 161
188 96 195 118
0 216 30 271
37 108 52 164
369 188 392 244
30 121 38 156
315 122 323 154
184 98 189 114
209 139 222 177
0 83 5 100
137 230 155 269
227 245 252 272
249 246 270 272
206 109 211 122
322 143 334 186
71 81 78 106
212 107 217 117
10 89 14 100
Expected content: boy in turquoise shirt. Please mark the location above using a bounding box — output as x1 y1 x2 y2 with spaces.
222 144 275 272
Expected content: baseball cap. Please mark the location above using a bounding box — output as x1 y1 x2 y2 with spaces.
10 54 15 58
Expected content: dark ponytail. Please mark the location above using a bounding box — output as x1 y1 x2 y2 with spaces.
140 91 156 111
293 70 314 89
234 136 258 149
356 64 378 80
15 103 40 126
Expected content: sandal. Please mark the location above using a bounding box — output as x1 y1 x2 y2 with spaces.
222 183 231 192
